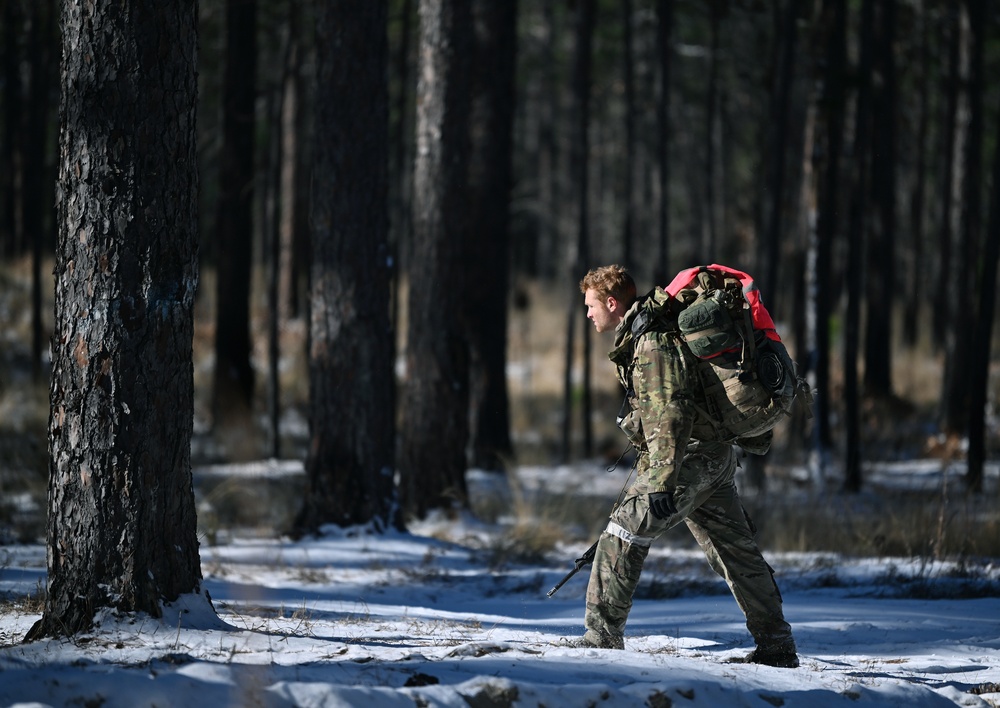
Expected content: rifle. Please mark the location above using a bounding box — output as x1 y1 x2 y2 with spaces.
546 540 599 598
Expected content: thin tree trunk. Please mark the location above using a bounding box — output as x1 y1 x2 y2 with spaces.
400 0 473 518
903 0 930 346
26 0 56 383
212 0 257 438
1 0 20 256
933 4 961 338
863 0 897 397
941 0 980 435
966 85 1000 494
759 0 799 307
564 0 595 460
621 0 635 270
466 0 517 472
843 0 875 494
655 0 674 283
537 0 559 279
703 1 724 260
278 7 302 326
390 0 414 334
812 0 846 461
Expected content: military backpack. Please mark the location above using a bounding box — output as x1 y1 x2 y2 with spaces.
637 264 810 443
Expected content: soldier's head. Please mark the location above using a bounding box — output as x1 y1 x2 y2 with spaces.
580 265 636 333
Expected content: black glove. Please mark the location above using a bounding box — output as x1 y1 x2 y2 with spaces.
648 491 677 520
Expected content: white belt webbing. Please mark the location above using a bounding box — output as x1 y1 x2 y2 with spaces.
605 521 653 548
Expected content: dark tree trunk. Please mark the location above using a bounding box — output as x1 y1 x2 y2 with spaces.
933 4 961 338
0 0 20 256
399 0 473 518
941 0 981 436
390 0 414 332
702 0 725 260
811 0 847 458
466 0 517 472
27 0 203 640
212 0 257 438
278 5 303 326
535 0 560 280
562 0 595 461
758 0 799 306
294 0 400 533
655 0 674 283
843 0 875 494
903 0 930 346
24 0 58 383
967 85 1000 494
863 0 896 398
621 0 635 271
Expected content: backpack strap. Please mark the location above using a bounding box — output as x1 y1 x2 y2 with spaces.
737 302 757 382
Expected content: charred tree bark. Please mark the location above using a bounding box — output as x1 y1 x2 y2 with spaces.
399 0 473 518
27 0 203 640
294 0 400 533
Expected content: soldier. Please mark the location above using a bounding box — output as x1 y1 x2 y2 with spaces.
574 264 798 668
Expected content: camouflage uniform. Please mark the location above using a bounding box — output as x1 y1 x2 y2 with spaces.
582 289 795 657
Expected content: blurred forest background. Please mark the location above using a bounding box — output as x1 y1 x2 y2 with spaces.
1 0 999 547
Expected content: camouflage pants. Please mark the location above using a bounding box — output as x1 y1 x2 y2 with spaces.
583 441 794 651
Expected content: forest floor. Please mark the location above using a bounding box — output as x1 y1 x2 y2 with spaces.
1 261 1000 706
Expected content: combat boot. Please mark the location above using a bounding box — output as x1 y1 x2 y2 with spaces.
567 628 624 650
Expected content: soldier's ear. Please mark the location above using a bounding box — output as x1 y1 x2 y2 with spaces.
606 296 619 312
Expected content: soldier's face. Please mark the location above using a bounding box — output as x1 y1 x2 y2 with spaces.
584 288 618 333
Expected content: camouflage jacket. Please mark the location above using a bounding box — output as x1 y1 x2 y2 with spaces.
608 289 697 492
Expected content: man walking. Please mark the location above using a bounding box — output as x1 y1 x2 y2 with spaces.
575 264 798 668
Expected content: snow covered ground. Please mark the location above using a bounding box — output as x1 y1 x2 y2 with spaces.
1 460 999 708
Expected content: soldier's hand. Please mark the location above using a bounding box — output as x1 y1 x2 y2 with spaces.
648 491 677 520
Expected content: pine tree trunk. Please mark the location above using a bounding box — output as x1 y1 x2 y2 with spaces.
966 84 1000 494
863 0 896 398
212 0 257 438
844 0 876 494
466 0 517 472
535 0 560 279
566 0 595 459
812 0 847 460
0 0 20 256
655 0 674 283
903 0 930 346
941 0 980 435
758 0 799 306
399 0 473 518
278 9 302 327
621 0 635 270
28 0 203 640
933 5 962 338
294 0 400 533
